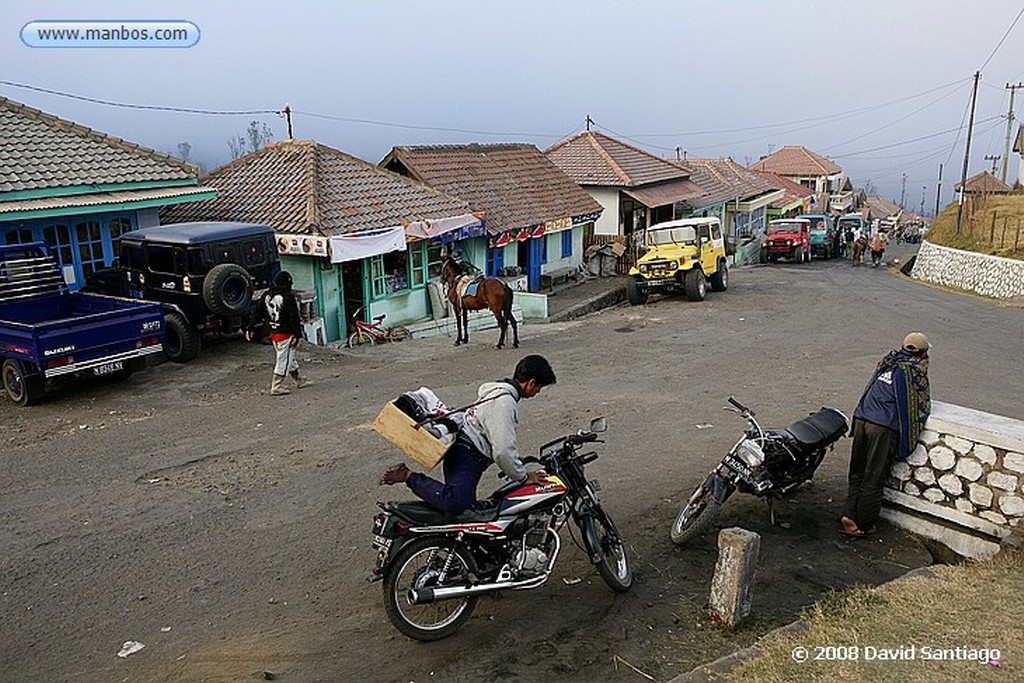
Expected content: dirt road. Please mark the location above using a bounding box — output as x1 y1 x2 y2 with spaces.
2 248 1022 682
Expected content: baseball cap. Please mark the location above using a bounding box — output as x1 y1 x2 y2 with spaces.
902 332 930 353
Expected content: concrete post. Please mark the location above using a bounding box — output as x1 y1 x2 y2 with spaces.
708 527 761 628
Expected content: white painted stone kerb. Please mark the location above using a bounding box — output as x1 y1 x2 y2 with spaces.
882 401 1024 559
910 239 1024 299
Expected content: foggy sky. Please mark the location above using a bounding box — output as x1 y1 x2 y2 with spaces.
4 0 1024 214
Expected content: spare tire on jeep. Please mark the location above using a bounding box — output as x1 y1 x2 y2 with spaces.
203 263 253 316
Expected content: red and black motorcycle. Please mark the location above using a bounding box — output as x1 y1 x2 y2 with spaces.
369 417 631 641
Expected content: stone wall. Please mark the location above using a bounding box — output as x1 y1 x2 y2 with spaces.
882 401 1024 559
910 239 1024 299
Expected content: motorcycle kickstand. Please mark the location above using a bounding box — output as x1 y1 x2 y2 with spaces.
766 497 776 526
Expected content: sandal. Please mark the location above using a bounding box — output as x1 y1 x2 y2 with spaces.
380 463 411 486
839 516 866 537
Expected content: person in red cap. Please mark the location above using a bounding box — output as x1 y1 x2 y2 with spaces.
841 332 931 536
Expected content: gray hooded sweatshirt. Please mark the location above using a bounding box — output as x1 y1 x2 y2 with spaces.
461 380 526 482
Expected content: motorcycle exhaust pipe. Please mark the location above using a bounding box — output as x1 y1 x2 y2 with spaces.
409 531 561 605
408 574 548 605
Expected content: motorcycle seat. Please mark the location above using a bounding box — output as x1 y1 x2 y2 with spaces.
783 408 848 450
383 500 499 525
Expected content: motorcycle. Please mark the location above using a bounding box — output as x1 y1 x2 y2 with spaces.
670 397 848 546
369 416 631 641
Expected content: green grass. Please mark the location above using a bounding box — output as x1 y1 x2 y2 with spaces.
927 192 1024 261
727 549 1024 682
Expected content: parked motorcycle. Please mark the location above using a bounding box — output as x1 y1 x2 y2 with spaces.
670 397 848 546
370 417 631 641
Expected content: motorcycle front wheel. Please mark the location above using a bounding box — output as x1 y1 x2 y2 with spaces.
382 536 479 641
582 507 633 592
670 484 721 546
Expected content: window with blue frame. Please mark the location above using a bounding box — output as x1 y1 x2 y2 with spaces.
486 245 504 276
2 214 136 288
561 229 572 258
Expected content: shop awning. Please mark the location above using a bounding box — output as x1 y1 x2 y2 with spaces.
328 226 406 264
622 179 704 208
403 212 483 240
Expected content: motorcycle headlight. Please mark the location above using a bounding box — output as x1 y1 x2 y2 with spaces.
734 438 765 467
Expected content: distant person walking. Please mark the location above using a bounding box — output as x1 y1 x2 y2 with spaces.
870 231 887 267
249 270 309 395
841 333 931 537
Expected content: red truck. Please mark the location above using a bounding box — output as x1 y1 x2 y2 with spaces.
760 218 811 263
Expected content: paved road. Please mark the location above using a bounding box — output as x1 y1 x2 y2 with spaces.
1 246 1021 682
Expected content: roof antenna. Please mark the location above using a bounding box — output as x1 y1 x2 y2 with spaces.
585 114 593 132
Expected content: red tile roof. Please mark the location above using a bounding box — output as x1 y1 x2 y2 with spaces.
544 131 689 187
752 170 816 208
160 140 473 236
0 96 197 194
748 145 842 177
676 157 779 208
381 143 602 233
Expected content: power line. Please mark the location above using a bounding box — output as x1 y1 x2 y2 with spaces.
0 79 278 116
292 109 569 139
979 5 1024 71
625 78 970 138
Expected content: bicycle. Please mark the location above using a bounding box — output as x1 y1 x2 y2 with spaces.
346 305 411 348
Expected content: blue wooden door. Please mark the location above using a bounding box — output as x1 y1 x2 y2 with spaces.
527 237 542 291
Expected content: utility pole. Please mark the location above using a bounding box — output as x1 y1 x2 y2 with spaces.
985 154 1001 175
1002 83 1023 183
900 173 907 209
283 104 293 139
956 71 981 236
935 163 943 217
920 186 926 216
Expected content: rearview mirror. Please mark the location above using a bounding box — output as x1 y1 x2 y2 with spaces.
590 417 607 433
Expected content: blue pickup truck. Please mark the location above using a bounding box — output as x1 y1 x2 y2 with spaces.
0 242 165 406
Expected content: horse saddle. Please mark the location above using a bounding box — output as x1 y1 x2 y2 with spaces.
456 276 480 298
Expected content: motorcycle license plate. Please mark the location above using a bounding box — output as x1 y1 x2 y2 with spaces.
722 454 755 482
372 534 392 551
93 361 124 376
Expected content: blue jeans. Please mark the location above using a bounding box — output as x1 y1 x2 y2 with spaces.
406 435 490 514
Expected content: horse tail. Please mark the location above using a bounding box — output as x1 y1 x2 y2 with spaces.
502 282 514 319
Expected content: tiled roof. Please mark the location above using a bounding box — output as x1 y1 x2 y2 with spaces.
676 157 779 208
381 143 603 233
864 195 901 220
0 186 214 218
544 131 689 187
748 146 842 177
752 170 816 208
0 96 196 194
954 171 1012 194
160 140 473 236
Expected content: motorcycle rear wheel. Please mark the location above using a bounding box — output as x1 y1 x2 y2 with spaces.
670 485 721 546
382 536 479 641
583 508 632 592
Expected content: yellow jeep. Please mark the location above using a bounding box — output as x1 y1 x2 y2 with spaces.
627 217 729 304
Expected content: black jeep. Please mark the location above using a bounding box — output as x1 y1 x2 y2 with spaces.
88 222 280 362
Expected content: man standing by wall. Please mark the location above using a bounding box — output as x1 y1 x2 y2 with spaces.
842 333 931 536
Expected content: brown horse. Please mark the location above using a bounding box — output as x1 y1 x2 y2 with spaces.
440 257 519 348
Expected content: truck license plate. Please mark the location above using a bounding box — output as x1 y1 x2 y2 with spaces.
93 361 124 376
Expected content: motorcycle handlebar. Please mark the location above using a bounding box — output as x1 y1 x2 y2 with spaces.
728 396 754 416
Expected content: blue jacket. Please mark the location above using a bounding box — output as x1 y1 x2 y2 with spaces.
853 352 930 459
